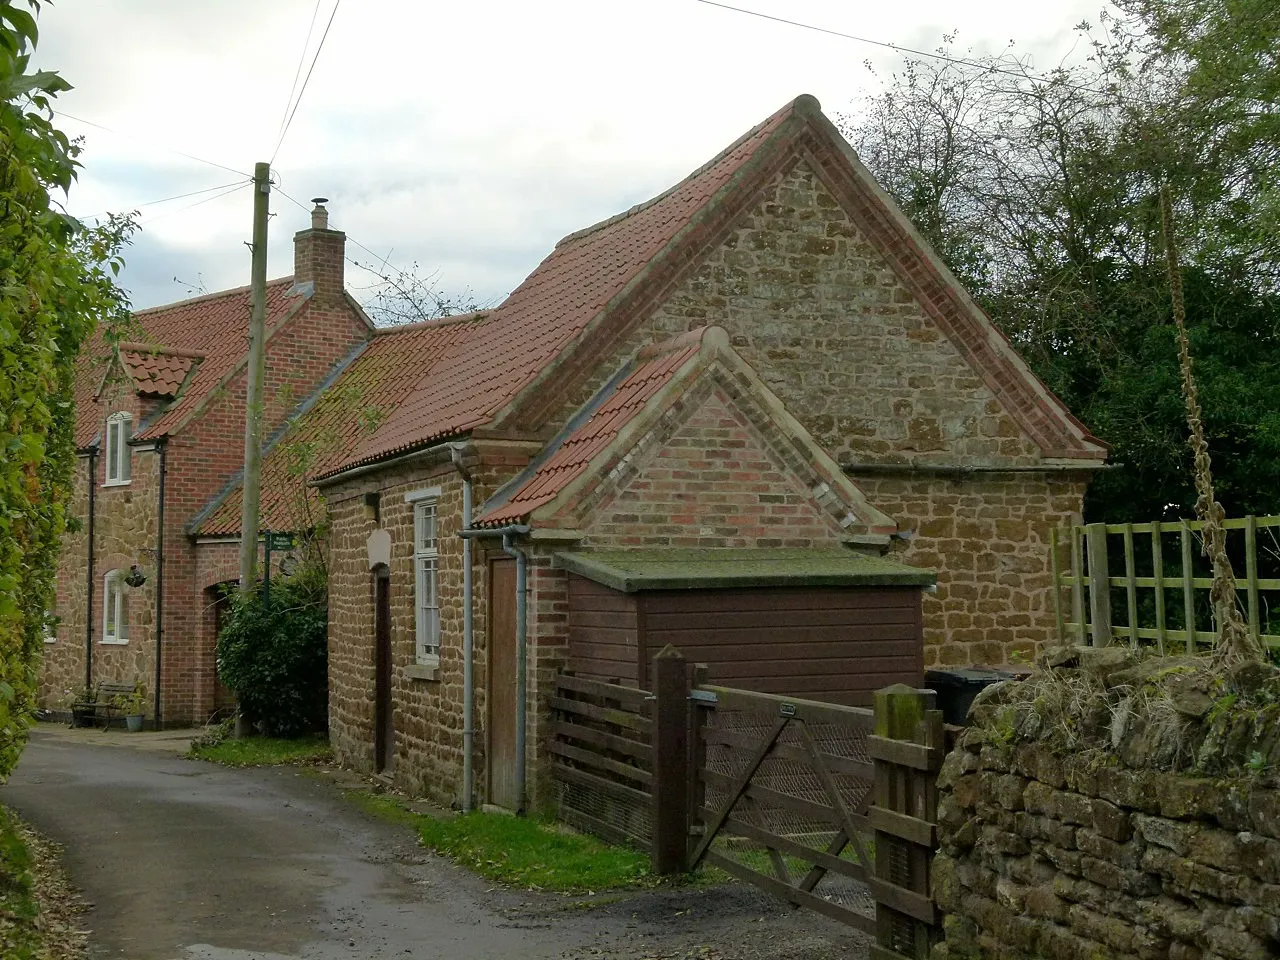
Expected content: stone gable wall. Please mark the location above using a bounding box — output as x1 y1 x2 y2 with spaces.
536 160 1087 662
935 727 1280 960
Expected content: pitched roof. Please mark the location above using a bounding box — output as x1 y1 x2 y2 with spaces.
314 101 797 480
193 313 486 537
316 94 1104 480
473 330 704 528
113 343 206 398
473 326 897 539
75 278 305 447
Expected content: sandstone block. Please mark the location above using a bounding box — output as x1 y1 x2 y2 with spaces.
1135 814 1194 855
1092 797 1134 842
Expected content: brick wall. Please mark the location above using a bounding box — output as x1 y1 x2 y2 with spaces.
533 160 1087 662
323 446 530 806
42 283 370 724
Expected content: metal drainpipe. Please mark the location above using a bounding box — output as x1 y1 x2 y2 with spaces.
450 445 475 812
153 440 167 729
502 532 528 816
84 448 97 692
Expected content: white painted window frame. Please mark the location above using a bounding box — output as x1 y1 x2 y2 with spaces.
43 607 57 644
102 569 129 644
104 412 132 486
413 498 440 665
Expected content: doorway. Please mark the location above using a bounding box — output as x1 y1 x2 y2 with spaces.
487 557 518 809
374 569 393 773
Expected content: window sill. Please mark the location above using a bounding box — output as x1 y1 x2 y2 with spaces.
405 662 439 682
101 480 132 488
43 638 56 645
99 638 129 646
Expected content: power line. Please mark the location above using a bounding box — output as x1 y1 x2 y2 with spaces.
690 0 1100 93
140 181 252 225
75 179 248 222
52 109 252 178
272 0 343 164
274 0 324 151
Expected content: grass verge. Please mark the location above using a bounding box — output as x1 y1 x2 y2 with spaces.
188 734 332 767
346 792 654 893
0 804 86 960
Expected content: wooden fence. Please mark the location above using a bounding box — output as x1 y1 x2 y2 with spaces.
549 649 953 959
1051 515 1280 652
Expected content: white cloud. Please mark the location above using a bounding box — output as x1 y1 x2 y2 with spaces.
35 0 1106 310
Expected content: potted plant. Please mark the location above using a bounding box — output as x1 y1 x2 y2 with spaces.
114 684 148 732
67 686 96 728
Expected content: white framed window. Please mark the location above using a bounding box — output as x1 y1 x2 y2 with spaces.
414 499 440 664
102 569 129 644
43 606 57 644
104 412 132 485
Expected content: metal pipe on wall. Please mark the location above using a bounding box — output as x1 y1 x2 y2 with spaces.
501 531 528 816
450 444 475 812
84 448 97 692
153 440 167 728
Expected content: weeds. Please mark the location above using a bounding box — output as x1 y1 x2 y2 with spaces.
188 734 332 768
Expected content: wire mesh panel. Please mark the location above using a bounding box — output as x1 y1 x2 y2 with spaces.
549 673 654 850
692 688 877 934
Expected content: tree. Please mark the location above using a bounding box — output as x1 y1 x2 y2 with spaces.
0 0 134 778
840 9 1280 523
350 257 481 327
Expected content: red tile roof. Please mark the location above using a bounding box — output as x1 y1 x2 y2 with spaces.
115 343 206 398
74 278 304 447
315 100 798 480
194 313 486 536
474 331 704 528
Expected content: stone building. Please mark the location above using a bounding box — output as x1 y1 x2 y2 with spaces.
274 94 1107 811
40 204 372 725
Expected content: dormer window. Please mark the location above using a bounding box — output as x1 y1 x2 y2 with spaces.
104 412 132 485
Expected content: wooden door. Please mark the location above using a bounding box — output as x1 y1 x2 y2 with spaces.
374 572 393 773
487 557 518 809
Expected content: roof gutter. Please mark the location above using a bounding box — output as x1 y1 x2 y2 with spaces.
312 441 457 488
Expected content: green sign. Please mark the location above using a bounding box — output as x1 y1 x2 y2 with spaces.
267 533 295 551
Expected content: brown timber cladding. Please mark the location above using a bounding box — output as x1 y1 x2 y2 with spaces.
567 575 924 704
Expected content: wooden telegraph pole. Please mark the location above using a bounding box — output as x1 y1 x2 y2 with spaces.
238 162 271 593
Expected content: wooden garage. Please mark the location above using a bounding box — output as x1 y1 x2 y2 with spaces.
554 549 936 706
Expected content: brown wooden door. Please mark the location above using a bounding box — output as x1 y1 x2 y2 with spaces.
374 572 393 773
488 557 518 809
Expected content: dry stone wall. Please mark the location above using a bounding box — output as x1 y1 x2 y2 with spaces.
935 696 1280 960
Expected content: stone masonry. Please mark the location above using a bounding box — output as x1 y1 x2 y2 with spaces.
935 713 1280 960
530 161 1091 665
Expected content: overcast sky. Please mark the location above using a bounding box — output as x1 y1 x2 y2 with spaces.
36 0 1105 312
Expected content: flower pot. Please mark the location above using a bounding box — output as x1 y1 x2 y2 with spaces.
125 714 144 733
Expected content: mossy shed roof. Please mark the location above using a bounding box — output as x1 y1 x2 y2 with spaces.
553 549 936 593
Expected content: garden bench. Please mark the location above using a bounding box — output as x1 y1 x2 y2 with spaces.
71 682 137 729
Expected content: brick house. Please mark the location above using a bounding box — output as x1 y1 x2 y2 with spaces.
39 204 372 726
278 94 1106 811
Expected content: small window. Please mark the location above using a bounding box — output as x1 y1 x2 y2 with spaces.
104 413 132 485
414 499 440 663
43 606 57 644
103 569 129 643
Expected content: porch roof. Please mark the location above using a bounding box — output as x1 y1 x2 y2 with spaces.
552 548 935 593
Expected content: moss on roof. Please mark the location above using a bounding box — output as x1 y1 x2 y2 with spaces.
552 548 935 593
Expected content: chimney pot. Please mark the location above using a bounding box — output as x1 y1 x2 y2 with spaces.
310 198 329 231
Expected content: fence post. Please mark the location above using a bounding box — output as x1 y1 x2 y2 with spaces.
869 684 943 960
686 661 709 863
652 645 691 874
1085 522 1112 646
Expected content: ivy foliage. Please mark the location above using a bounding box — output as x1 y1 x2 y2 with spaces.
0 0 134 778
215 562 328 739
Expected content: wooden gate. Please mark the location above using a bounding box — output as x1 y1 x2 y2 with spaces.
688 683 878 934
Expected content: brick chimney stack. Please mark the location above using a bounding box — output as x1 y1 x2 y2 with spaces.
293 197 345 305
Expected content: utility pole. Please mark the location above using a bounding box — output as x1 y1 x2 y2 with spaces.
239 161 271 594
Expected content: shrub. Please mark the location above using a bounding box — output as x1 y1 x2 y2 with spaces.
215 564 327 738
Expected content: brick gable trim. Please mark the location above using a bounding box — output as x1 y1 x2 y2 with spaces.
475 326 897 540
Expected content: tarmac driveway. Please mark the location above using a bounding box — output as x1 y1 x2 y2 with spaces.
2 726 867 960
